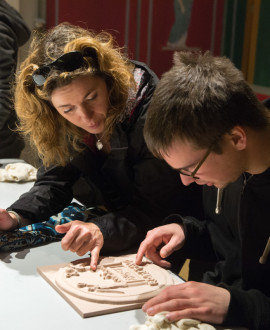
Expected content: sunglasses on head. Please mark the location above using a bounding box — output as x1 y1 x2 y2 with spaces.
32 48 98 87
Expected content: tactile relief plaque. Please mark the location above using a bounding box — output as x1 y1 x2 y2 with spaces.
37 254 176 317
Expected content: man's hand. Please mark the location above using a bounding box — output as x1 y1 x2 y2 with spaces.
142 281 230 325
0 208 19 230
136 223 185 268
55 221 104 271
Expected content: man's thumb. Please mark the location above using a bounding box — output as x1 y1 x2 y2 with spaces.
55 222 72 233
160 243 174 259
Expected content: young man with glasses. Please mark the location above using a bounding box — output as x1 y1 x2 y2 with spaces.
136 51 270 330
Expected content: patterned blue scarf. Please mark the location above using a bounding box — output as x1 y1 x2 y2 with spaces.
0 203 105 251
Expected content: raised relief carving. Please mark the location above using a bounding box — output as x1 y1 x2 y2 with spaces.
55 255 174 304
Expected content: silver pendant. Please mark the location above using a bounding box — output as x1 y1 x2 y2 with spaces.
96 140 103 150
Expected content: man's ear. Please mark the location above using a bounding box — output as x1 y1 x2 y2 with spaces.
228 126 247 150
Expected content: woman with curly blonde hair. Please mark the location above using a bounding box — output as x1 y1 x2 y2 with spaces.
0 23 202 269
15 22 135 166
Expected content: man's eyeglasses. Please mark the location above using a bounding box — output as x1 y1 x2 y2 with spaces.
177 143 215 180
32 48 97 87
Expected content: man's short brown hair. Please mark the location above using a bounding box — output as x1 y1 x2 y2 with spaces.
144 51 269 158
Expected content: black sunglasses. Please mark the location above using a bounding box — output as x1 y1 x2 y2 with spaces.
32 48 97 87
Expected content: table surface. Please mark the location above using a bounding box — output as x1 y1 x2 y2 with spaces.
0 160 246 330
0 171 182 330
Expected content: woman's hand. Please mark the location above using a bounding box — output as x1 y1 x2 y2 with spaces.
0 208 19 230
55 221 104 271
136 223 185 268
142 281 230 325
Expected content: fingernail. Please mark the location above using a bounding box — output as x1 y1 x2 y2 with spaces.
146 307 153 315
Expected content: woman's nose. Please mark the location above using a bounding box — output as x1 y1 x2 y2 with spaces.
79 105 93 120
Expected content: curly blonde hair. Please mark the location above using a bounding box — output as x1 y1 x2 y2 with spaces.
15 23 135 167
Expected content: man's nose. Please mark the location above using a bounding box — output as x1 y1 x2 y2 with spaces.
180 174 196 186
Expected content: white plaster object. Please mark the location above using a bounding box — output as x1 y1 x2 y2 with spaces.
0 163 37 182
130 312 218 330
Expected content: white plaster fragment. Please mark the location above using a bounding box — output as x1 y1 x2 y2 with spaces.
198 324 217 330
130 313 217 330
175 319 201 328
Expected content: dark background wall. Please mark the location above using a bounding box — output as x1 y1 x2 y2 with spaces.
46 0 224 78
46 0 270 96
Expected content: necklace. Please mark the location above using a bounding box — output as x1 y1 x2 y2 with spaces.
95 134 105 150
